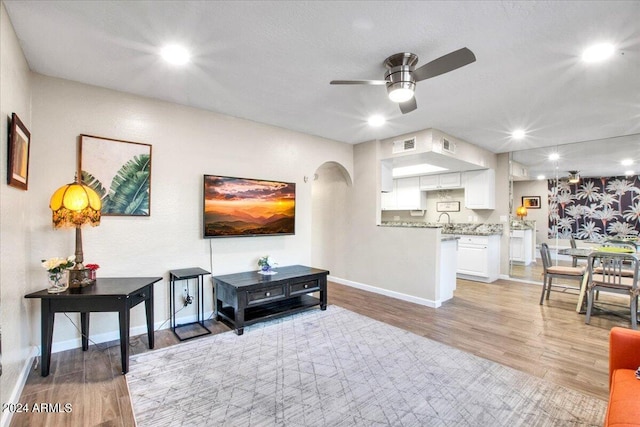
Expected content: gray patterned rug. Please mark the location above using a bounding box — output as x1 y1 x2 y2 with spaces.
127 305 606 426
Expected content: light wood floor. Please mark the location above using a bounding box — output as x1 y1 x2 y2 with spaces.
11 278 628 426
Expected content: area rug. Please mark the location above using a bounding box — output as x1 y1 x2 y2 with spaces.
127 306 606 426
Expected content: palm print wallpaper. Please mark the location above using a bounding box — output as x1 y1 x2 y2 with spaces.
548 176 640 241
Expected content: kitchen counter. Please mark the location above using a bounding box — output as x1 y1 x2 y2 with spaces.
510 219 535 230
380 222 503 236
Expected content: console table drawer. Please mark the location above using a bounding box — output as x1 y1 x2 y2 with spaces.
247 285 285 305
290 280 319 295
128 291 149 308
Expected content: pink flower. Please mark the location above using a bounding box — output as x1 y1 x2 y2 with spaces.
85 264 100 271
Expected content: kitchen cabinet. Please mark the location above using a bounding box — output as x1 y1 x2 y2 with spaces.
510 229 533 265
463 169 495 209
419 172 462 190
381 177 427 210
456 235 501 283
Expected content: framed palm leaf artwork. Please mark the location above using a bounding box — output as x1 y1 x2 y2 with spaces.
79 134 152 216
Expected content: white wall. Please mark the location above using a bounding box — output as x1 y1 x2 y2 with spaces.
0 40 354 409
26 73 353 347
311 162 351 273
0 1 33 413
327 140 442 303
514 179 548 245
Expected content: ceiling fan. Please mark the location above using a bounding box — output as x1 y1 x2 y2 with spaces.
330 47 476 114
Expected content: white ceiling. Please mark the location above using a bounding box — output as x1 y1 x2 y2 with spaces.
4 1 640 157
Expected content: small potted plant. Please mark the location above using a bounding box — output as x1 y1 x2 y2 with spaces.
257 255 277 275
42 255 75 293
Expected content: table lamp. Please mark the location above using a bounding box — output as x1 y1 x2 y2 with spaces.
49 179 101 287
516 205 528 219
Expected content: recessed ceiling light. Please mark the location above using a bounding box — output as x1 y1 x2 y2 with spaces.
582 43 615 63
160 44 190 65
368 115 386 127
537 175 546 180
549 153 560 161
625 170 635 176
621 158 634 166
511 129 526 140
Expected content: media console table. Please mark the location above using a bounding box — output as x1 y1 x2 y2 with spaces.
213 265 329 335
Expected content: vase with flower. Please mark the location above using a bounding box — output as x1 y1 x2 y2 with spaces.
257 255 278 275
42 256 75 293
86 263 100 281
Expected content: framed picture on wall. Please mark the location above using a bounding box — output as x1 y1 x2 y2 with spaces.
79 134 152 216
7 113 31 190
436 201 460 212
522 196 541 209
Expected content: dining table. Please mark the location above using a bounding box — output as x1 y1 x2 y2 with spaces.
557 245 638 313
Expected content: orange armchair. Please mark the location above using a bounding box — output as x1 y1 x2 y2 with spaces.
605 327 640 427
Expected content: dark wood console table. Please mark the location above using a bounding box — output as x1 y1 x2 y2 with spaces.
213 265 328 335
25 277 161 376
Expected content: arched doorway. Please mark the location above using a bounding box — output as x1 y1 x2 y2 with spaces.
310 161 352 275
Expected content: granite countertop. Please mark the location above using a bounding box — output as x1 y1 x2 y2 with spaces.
379 222 442 229
510 219 536 230
380 222 503 236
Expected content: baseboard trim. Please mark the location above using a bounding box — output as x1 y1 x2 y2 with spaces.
50 311 213 354
1 346 38 427
328 275 441 308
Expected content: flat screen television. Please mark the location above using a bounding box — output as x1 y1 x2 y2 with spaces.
203 175 296 238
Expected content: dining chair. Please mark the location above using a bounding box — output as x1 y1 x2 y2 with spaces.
585 251 639 330
569 238 588 267
539 243 586 305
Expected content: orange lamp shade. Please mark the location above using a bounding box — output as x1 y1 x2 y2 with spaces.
516 205 528 219
50 183 101 228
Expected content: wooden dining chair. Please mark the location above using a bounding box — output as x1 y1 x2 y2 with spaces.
539 243 586 305
585 251 639 329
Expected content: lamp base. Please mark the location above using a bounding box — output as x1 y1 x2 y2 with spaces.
68 268 94 288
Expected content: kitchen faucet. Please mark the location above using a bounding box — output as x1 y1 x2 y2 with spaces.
438 212 451 224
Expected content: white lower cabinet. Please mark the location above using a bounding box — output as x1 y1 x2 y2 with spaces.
456 235 501 283
510 229 533 265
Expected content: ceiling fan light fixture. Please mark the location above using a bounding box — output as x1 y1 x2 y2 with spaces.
387 86 414 103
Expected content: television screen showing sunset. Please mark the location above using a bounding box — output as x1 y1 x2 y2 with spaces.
203 175 295 237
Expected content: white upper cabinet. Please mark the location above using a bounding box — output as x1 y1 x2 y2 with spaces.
463 169 495 209
380 160 393 193
419 172 462 190
381 177 427 210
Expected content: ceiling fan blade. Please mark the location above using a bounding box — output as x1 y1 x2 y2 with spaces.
330 80 387 85
399 97 417 114
413 47 476 82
